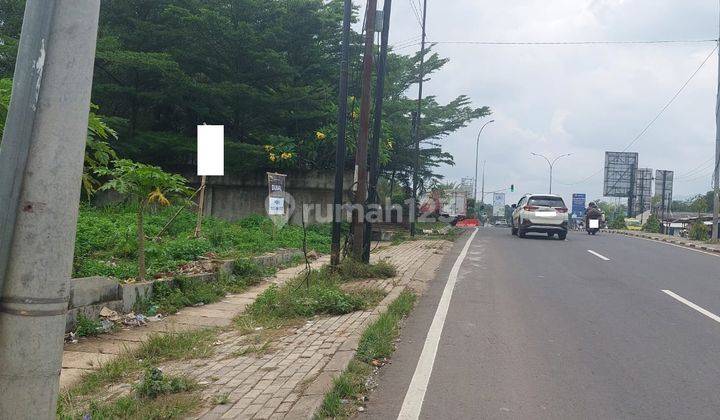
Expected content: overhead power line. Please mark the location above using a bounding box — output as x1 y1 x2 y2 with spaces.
427 39 718 46
558 44 719 187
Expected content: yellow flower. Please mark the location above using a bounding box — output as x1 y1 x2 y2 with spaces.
315 131 326 141
264 145 274 152
280 152 293 160
387 139 394 150
269 153 277 162
351 111 358 119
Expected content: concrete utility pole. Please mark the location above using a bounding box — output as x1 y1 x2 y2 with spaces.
331 0 353 266
351 0 377 259
410 0 428 237
0 1 101 417
713 9 720 239
363 0 393 263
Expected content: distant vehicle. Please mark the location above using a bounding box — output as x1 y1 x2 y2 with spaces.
511 194 569 240
494 220 509 227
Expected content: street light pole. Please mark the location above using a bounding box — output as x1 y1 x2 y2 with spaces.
531 152 572 194
473 120 494 218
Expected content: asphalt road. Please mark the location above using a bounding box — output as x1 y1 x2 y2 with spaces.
362 227 720 419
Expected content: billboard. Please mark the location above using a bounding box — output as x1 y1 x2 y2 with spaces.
572 193 586 218
492 193 506 217
604 152 639 197
632 168 653 216
654 170 674 217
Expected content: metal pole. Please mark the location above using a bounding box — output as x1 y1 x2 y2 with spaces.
410 0 427 237
0 1 101 416
549 163 553 194
713 17 720 239
363 0 392 263
351 0 377 259
194 175 207 238
331 0 352 266
473 120 494 219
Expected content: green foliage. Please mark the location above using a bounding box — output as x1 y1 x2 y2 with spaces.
83 106 119 196
134 368 196 399
96 159 190 204
643 214 662 233
151 276 225 315
608 217 627 230
58 393 202 420
75 313 103 337
0 78 11 136
73 205 331 280
317 360 372 419
689 221 709 241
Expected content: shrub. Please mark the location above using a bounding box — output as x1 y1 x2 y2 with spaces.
334 259 397 281
608 217 627 230
643 215 662 233
689 221 709 241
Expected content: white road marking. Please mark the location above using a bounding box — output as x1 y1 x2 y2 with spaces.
587 250 610 261
397 228 479 420
662 290 720 324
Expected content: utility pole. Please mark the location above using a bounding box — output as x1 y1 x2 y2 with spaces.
410 0 428 237
0 1 101 417
331 0 353 266
713 11 720 240
351 0 377 259
473 120 494 219
480 160 486 216
363 0 393 263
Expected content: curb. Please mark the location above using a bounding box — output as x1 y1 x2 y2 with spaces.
604 230 720 254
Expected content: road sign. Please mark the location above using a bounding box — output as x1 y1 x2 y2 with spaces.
572 193 586 218
492 193 505 217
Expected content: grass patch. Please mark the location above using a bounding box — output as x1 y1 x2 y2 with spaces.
58 392 202 420
74 204 331 280
62 328 217 399
316 291 417 419
334 258 397 280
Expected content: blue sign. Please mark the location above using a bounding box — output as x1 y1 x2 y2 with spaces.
572 194 586 218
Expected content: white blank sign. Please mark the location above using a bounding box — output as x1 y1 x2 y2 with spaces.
589 219 599 229
197 125 224 176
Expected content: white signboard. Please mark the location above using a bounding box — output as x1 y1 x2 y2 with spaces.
492 193 506 217
268 197 285 215
197 125 224 176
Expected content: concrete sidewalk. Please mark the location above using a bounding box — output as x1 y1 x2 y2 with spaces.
61 239 452 419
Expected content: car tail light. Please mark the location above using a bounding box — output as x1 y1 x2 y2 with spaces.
555 207 568 213
523 205 539 211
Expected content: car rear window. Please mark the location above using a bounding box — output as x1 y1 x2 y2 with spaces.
528 196 565 207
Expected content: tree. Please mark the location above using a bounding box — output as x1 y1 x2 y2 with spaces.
691 195 708 217
643 214 661 233
96 160 191 281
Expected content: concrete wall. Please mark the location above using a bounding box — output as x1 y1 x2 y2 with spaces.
187 170 354 225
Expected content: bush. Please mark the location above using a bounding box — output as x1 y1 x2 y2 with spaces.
689 221 709 241
608 217 627 230
151 276 225 314
643 215 662 233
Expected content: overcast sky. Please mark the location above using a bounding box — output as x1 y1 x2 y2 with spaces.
359 0 720 205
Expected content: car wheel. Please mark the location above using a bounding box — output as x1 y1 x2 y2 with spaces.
518 227 526 238
547 232 554 239
511 225 518 236
558 231 567 240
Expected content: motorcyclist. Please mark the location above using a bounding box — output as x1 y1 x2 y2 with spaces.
585 202 604 227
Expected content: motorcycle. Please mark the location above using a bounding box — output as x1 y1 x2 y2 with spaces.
586 217 601 235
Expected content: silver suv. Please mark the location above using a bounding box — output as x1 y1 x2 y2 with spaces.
511 194 569 240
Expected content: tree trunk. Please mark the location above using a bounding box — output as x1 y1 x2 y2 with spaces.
137 199 146 281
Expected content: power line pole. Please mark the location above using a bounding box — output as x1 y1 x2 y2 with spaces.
364 0 393 263
331 0 353 266
713 10 720 240
351 0 378 259
410 0 428 237
480 160 486 216
0 1 101 416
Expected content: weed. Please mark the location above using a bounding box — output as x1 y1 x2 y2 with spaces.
75 313 103 337
356 291 416 363
334 258 397 280
213 393 231 405
134 368 196 399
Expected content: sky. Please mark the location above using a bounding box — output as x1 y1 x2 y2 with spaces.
358 0 720 206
